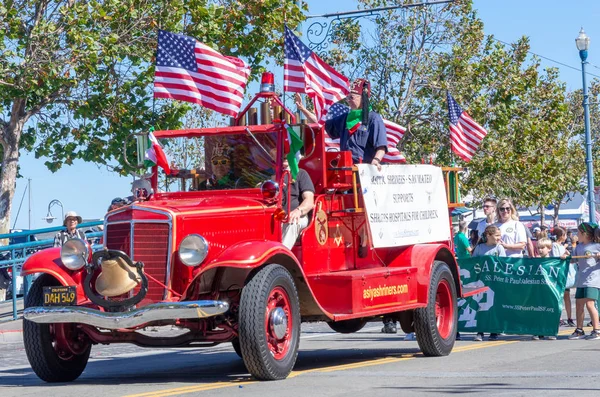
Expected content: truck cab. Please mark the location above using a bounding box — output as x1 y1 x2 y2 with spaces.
21 81 483 383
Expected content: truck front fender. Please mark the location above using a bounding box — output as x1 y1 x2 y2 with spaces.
202 240 295 272
21 248 87 301
187 240 332 319
392 244 461 304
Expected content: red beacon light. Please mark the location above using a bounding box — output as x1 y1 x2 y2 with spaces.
260 71 275 93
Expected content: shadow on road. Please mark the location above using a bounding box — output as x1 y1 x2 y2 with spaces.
0 342 423 387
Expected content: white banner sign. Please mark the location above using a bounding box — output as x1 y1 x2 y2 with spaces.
357 164 451 248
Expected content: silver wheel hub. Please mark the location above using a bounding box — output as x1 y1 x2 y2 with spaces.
269 307 288 339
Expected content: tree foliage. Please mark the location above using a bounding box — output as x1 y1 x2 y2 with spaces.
0 0 306 235
324 0 593 212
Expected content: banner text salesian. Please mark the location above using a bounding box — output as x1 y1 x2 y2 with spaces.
458 256 569 336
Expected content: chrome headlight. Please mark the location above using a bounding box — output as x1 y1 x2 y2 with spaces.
61 238 89 270
179 234 209 266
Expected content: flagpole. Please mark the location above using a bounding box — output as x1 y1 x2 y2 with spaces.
282 6 287 111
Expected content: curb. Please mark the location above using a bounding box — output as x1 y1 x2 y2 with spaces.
0 329 23 344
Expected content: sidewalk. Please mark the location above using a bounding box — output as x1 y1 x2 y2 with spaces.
0 299 24 344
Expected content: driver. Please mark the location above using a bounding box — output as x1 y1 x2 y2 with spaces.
171 142 237 189
206 142 236 188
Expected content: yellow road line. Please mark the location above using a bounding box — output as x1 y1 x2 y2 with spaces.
123 380 257 397
122 333 572 397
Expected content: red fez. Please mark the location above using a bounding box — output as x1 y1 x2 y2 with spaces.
350 79 371 97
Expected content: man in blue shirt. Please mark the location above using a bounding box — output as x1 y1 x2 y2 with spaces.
295 79 388 169
325 79 388 168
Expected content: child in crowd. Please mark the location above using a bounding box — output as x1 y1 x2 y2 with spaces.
565 222 600 340
472 225 505 341
532 238 557 340
472 225 506 257
552 227 575 327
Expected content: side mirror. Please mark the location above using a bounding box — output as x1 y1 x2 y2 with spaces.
260 180 279 200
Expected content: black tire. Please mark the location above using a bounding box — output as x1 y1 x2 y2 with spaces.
239 264 300 380
231 337 243 358
23 274 91 382
413 261 457 356
327 318 367 334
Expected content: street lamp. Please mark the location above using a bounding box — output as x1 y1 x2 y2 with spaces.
42 199 64 224
576 28 596 223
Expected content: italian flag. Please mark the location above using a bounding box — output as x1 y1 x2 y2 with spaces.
284 124 303 180
144 132 171 175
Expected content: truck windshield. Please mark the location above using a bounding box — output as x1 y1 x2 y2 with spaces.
163 131 277 192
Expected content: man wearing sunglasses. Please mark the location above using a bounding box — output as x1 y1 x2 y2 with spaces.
295 79 387 171
476 197 497 242
206 145 236 188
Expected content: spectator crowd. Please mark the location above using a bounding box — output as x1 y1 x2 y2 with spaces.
453 196 600 341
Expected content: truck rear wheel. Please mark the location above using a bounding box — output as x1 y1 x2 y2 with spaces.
23 274 91 382
327 318 367 334
239 264 300 380
413 261 457 356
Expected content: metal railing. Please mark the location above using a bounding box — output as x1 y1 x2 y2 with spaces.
0 221 103 321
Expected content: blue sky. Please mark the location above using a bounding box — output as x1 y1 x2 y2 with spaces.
9 0 600 230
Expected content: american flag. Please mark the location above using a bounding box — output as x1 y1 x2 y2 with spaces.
154 30 250 117
323 103 406 163
284 26 349 122
447 92 488 162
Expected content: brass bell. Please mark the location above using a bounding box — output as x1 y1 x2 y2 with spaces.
95 257 141 297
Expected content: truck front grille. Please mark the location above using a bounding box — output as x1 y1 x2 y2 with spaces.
105 222 170 302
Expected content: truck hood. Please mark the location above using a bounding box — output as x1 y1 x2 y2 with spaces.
107 194 268 221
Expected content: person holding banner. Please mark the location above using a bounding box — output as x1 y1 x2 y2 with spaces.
552 226 576 327
532 238 558 340
567 222 600 340
472 225 506 257
495 199 527 257
472 225 506 342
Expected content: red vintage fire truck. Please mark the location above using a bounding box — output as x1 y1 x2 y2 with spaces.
21 77 482 382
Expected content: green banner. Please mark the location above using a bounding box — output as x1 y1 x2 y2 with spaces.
457 256 569 336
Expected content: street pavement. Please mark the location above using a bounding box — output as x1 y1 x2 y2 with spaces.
0 320 599 397
0 300 23 344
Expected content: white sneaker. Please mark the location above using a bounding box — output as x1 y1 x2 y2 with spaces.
404 332 416 341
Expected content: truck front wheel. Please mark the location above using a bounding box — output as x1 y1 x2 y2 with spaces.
413 261 457 356
23 274 92 382
239 264 300 380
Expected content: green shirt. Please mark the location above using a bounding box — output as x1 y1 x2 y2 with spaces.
454 231 471 259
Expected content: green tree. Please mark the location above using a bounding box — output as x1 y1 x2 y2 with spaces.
0 0 306 236
324 0 589 211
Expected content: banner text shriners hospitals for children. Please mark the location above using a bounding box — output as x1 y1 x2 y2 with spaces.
358 164 451 248
369 210 439 223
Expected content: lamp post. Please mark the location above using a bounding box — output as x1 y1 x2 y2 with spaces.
42 199 64 224
576 28 596 223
